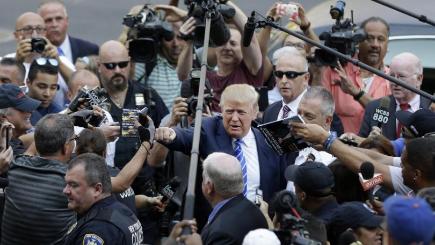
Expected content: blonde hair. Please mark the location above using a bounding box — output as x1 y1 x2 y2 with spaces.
219 84 259 113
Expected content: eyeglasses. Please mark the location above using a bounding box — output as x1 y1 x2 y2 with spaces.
274 70 307 79
35 57 59 67
390 72 419 80
16 26 46 35
285 42 305 50
102 61 129 70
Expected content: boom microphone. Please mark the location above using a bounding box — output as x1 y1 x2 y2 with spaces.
243 11 256 47
372 96 391 129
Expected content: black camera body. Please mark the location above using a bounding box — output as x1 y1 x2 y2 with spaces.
123 5 174 63
182 68 213 116
270 190 321 245
68 86 109 112
312 1 366 67
31 38 47 53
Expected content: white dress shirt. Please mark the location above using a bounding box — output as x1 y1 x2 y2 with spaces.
277 89 307 120
234 128 260 202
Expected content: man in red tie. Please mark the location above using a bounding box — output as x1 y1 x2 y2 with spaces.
359 52 432 140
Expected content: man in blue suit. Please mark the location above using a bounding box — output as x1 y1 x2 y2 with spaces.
154 84 290 202
38 0 99 64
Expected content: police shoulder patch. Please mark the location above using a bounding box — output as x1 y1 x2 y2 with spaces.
83 233 104 245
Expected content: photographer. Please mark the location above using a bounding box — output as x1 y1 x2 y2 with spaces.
4 12 75 109
176 0 264 113
124 4 187 110
321 17 391 134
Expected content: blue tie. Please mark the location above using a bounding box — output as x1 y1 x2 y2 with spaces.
234 139 248 196
57 47 65 56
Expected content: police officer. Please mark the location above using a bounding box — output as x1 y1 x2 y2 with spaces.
63 153 143 245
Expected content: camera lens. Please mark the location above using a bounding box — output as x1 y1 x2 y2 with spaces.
31 38 47 53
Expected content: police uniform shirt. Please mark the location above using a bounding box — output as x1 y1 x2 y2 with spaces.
64 195 143 245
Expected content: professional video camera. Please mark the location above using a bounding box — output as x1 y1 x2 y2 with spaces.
183 0 235 47
311 0 366 67
270 190 321 245
181 68 213 117
123 4 174 63
143 176 182 236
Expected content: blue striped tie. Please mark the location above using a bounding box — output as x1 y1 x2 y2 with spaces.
234 139 248 196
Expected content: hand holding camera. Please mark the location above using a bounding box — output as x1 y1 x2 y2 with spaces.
0 121 13 174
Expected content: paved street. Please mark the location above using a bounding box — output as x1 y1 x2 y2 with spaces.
0 0 318 55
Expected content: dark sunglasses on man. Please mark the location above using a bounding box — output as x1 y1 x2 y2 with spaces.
274 70 307 79
102 61 129 70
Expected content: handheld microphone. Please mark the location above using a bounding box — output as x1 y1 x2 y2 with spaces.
243 11 256 47
159 176 182 205
372 96 390 129
359 161 383 202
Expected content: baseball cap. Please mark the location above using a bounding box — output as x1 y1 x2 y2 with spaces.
285 161 334 197
329 202 383 236
396 109 435 137
0 84 40 112
384 196 435 245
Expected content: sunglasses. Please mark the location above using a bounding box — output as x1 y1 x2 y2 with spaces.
102 61 129 70
35 57 59 67
274 70 307 79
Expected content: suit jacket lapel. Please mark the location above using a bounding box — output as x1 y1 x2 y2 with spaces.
69 37 79 63
252 128 266 191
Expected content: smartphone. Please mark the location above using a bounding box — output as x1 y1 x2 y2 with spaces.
5 128 9 150
254 189 263 207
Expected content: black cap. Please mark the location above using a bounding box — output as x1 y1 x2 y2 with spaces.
396 109 435 137
285 161 334 197
0 84 40 112
330 201 383 235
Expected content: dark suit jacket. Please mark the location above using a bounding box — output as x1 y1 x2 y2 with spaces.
359 95 432 140
69 36 99 63
201 195 268 245
262 101 344 136
164 116 291 202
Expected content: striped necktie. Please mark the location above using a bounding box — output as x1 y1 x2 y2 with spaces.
57 47 65 56
234 139 247 196
282 105 291 119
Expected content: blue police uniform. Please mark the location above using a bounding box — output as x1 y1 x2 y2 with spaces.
64 195 143 245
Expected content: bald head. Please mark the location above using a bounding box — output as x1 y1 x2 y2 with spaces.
98 40 130 92
14 12 46 40
203 152 243 197
99 40 129 62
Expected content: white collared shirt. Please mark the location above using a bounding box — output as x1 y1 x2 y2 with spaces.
59 35 73 64
277 89 307 120
233 128 260 202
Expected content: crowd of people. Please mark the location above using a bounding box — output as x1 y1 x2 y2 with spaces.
0 0 435 244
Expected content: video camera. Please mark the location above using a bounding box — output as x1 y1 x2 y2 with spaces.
184 0 235 47
123 4 174 63
311 0 366 67
270 190 321 245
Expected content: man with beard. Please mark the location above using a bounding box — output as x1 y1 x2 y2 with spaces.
322 17 391 134
176 1 263 112
37 0 99 64
359 52 431 139
98 41 167 243
98 40 168 168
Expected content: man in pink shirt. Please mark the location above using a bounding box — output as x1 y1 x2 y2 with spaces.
322 17 391 133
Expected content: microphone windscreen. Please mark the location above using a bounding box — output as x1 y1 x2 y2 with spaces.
210 13 230 46
360 161 375 180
